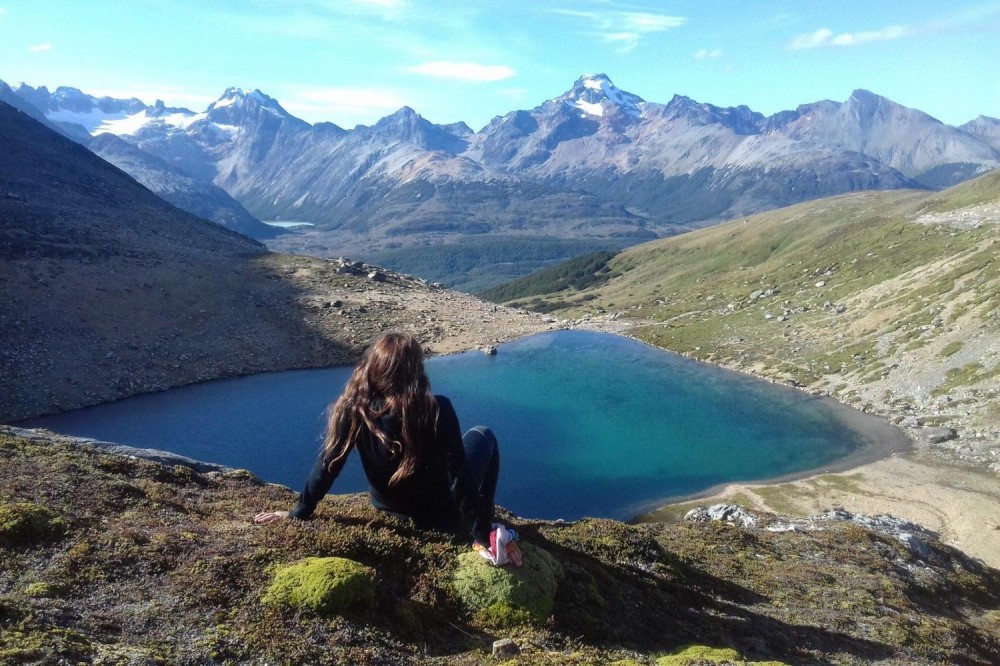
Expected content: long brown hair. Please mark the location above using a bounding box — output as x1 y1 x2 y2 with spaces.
322 333 439 486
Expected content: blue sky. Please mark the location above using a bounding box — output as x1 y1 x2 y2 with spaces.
2 1 999 130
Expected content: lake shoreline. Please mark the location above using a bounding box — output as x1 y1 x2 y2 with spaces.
562 322 1000 569
625 392 913 519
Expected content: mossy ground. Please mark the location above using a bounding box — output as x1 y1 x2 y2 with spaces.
2 429 1000 664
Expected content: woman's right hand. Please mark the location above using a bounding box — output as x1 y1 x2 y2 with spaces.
254 510 290 524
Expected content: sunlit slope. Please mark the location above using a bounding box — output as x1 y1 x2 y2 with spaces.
505 170 1000 442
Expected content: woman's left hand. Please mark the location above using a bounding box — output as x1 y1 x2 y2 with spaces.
254 510 290 524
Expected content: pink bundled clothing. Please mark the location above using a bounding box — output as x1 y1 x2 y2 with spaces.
473 523 523 567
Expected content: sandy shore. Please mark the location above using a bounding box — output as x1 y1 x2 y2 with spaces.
641 451 1000 569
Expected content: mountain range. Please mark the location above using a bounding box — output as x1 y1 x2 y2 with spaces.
6 75 1000 289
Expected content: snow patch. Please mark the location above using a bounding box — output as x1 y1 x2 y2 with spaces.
575 100 604 117
46 107 130 134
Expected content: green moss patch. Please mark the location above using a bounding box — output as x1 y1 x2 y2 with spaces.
0 502 68 548
0 628 93 663
451 543 563 626
261 556 375 617
656 644 742 665
940 341 964 358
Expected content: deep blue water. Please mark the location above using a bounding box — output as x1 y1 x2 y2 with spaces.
22 331 897 520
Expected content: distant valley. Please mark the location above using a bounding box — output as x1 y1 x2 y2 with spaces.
5 75 1000 290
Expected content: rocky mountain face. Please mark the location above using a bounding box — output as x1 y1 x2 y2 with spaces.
962 115 1000 150
9 76 999 287
7 83 277 238
87 132 280 240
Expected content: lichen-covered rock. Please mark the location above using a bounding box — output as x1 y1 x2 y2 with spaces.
261 557 375 616
0 502 69 548
451 543 563 626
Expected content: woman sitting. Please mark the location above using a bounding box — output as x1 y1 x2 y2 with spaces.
254 332 518 565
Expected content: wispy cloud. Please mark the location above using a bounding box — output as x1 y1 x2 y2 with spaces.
407 61 516 82
694 48 724 59
551 8 686 54
754 13 796 32
28 43 52 53
788 24 911 49
283 86 408 125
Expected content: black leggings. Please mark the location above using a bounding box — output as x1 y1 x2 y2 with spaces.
463 426 499 508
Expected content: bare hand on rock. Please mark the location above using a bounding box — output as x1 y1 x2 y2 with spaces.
254 510 290 524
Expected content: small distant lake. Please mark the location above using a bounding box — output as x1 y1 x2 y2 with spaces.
262 221 315 228
21 331 907 520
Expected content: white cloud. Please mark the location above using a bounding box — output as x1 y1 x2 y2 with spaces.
694 48 724 59
831 25 910 46
620 12 685 32
407 61 516 82
788 28 834 49
28 43 52 53
283 86 408 125
550 8 686 53
788 25 911 49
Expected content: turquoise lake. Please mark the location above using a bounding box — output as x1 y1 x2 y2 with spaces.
22 331 906 520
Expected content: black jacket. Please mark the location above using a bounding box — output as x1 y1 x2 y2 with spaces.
290 395 492 544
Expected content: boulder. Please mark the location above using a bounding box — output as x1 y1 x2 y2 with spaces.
685 504 759 529
451 543 563 626
492 638 520 660
920 426 958 444
261 556 376 616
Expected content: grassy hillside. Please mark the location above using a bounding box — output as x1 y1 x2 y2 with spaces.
364 237 627 294
3 427 999 664
479 250 619 303
499 171 1000 466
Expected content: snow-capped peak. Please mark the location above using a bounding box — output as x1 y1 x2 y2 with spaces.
559 73 644 119
207 87 293 122
211 87 280 110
